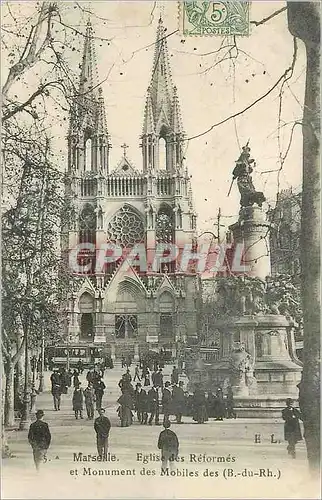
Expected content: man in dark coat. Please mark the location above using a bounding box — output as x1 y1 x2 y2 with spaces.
117 391 133 427
282 398 302 458
60 367 69 395
28 410 51 470
133 365 141 382
137 387 149 425
94 408 111 460
72 383 84 419
172 381 185 423
148 384 160 425
72 369 80 388
123 369 132 383
226 386 236 419
192 387 208 423
214 387 225 421
155 369 164 389
171 366 179 385
76 359 84 375
94 378 106 410
50 369 61 411
84 382 96 420
157 421 179 472
162 381 172 425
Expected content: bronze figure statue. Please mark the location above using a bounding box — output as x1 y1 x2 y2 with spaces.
229 142 266 208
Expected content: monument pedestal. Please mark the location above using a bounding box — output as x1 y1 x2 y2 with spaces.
185 314 302 417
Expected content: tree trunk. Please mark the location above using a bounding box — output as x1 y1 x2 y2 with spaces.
287 2 320 473
4 362 15 428
1 426 12 458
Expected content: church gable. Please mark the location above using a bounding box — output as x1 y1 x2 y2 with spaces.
111 156 140 177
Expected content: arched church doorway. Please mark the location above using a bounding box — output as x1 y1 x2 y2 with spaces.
79 292 94 341
80 313 94 340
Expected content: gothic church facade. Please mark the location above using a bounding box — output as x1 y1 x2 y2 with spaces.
63 19 199 360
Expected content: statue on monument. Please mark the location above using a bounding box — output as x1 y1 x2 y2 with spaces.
229 343 254 387
229 142 266 208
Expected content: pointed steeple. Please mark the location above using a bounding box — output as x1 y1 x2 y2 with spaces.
79 21 100 99
141 18 185 173
149 17 173 121
171 86 184 134
142 87 155 135
68 21 110 175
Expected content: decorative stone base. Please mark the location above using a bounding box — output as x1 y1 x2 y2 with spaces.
233 395 298 419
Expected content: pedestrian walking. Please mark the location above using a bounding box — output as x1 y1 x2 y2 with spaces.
226 386 236 419
192 387 208 424
121 355 126 368
162 381 172 425
72 369 80 388
172 381 185 423
50 369 62 411
133 364 141 382
123 369 132 383
134 383 143 422
76 359 84 375
94 378 106 410
136 385 148 425
60 367 69 395
94 408 111 460
84 382 96 420
148 384 160 425
171 366 179 385
282 398 302 458
153 368 163 388
157 421 179 472
117 391 134 427
72 384 84 419
28 410 51 470
214 387 225 421
143 366 150 387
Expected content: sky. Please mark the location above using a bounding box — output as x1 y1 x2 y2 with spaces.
3 1 306 234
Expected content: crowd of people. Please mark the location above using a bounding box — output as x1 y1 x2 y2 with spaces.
50 366 106 420
115 365 237 428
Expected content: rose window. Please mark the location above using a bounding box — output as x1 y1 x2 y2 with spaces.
107 206 145 247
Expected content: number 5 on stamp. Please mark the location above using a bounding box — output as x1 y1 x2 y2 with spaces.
180 1 250 36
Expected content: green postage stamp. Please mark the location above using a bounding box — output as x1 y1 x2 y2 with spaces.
180 1 250 36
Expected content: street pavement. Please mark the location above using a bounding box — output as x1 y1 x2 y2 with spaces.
2 364 319 499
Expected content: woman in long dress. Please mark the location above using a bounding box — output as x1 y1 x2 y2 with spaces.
192 387 208 424
117 391 134 427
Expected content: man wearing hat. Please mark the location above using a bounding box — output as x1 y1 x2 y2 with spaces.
162 381 172 426
50 368 62 411
157 421 179 472
281 398 302 458
28 410 51 470
94 408 111 460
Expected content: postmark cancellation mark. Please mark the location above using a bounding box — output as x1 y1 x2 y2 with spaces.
180 1 250 36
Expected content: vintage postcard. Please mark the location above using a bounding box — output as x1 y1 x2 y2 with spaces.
1 1 320 499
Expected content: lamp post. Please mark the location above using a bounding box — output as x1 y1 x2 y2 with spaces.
38 323 45 393
66 316 70 371
19 328 30 430
30 354 37 413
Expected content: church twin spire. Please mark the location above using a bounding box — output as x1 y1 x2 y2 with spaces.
69 17 185 176
68 21 110 175
141 18 185 173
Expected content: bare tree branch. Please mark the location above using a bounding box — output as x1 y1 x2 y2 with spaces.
2 2 59 98
250 6 287 27
185 37 298 143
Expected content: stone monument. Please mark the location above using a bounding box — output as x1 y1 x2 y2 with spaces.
185 144 302 417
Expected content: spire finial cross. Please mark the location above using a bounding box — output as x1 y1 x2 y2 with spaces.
121 143 129 157
158 1 165 21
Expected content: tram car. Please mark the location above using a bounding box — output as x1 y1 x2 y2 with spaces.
45 345 113 369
